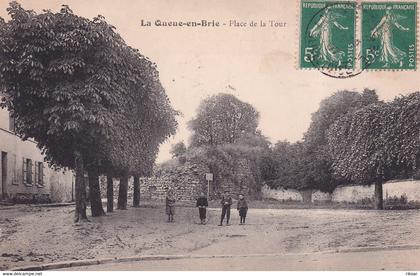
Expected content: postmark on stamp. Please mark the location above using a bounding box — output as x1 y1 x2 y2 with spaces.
362 2 417 70
300 1 356 71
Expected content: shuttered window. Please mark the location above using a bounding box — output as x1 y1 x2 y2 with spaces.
22 158 33 186
22 158 27 185
11 154 18 185
36 162 44 187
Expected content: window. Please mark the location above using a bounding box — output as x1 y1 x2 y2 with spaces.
35 162 44 187
8 113 15 132
11 154 18 185
23 158 33 186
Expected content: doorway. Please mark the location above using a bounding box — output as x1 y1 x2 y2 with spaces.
1 152 7 200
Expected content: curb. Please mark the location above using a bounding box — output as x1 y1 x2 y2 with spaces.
0 202 75 210
11 244 420 271
31 202 76 208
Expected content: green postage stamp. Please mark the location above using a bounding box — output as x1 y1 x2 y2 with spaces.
300 1 356 70
362 2 417 70
300 0 417 72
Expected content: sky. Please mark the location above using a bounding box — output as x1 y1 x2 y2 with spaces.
0 0 419 163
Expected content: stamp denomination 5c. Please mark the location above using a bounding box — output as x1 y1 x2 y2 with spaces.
300 1 356 70
362 2 417 70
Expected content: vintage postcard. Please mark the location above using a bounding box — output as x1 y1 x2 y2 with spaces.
0 0 420 273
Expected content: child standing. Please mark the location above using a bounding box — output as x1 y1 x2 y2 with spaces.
165 189 176 223
237 194 248 225
196 192 209 224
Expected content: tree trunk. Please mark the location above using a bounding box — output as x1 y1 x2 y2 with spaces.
374 181 384 210
133 175 140 207
106 174 114 213
117 172 129 210
88 167 105 217
74 150 88 222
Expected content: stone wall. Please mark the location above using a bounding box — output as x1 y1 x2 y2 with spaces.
332 181 420 203
383 180 420 202
331 185 375 203
140 162 208 201
217 158 257 198
312 190 332 202
120 158 259 201
262 185 331 203
261 185 303 201
262 180 420 204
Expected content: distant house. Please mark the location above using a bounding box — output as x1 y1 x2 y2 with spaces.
0 108 74 203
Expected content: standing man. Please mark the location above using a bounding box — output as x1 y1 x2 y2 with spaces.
219 190 232 226
196 192 209 224
165 189 176 223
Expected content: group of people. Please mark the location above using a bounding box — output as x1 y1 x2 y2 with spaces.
165 190 248 226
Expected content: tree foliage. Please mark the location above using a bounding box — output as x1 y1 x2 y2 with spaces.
170 141 187 159
262 141 309 190
301 89 380 191
188 93 259 147
327 92 420 184
0 2 177 218
185 133 270 198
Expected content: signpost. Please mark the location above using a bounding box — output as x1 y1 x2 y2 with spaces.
205 173 213 199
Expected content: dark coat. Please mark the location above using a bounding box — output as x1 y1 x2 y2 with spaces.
166 196 176 215
237 198 248 210
166 196 176 207
221 196 232 207
196 196 208 208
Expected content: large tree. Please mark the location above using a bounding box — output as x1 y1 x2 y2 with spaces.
327 92 420 209
0 2 177 219
302 89 380 192
327 103 390 209
262 141 309 190
188 93 259 147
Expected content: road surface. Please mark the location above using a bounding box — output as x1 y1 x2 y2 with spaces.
67 249 420 270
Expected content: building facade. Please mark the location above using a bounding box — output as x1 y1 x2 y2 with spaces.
0 108 74 203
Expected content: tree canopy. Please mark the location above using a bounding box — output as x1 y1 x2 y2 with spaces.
188 93 259 147
328 92 420 184
327 92 420 208
0 2 177 219
301 89 380 191
170 141 187 159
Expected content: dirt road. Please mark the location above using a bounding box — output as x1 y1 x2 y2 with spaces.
67 249 420 271
1 203 420 270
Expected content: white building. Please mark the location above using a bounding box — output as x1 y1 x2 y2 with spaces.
0 108 74 203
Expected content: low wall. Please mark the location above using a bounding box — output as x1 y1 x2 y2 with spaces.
312 190 332 202
262 180 420 204
384 180 420 202
331 185 375 203
261 185 303 202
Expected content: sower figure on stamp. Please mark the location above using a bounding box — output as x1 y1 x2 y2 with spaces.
165 189 176 223
309 6 348 65
237 193 248 225
196 192 209 224
219 190 232 226
371 6 410 68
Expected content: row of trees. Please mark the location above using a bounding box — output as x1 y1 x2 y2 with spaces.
0 2 177 221
262 89 380 192
261 89 420 209
171 90 420 209
328 92 420 209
